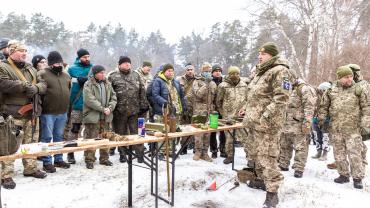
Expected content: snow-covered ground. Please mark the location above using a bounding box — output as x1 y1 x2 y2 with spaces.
2 141 370 208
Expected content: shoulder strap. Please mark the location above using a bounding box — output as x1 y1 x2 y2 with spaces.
7 58 36 84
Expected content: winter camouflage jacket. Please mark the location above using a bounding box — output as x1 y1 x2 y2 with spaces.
188 76 217 116
83 78 117 124
108 69 148 116
216 77 248 118
318 80 370 134
243 56 295 134
283 81 318 134
135 67 153 89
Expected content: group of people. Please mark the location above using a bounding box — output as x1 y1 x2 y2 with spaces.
0 37 369 208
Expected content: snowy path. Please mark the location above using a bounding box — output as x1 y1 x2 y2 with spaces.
2 142 370 208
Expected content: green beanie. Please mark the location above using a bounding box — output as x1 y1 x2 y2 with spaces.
346 63 360 72
228 66 240 75
336 66 353 79
142 61 152 67
259 42 279 56
162 63 174 72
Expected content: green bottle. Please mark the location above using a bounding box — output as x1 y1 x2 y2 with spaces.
209 111 219 129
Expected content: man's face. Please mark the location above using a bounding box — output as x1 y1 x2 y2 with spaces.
258 52 272 64
164 68 174 79
10 49 27 62
95 71 105 81
119 62 131 72
142 66 151 74
212 70 222 78
229 72 240 80
339 75 353 87
185 67 194 77
80 55 90 65
37 59 48 71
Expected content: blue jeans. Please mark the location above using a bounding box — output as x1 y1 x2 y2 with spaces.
40 113 68 165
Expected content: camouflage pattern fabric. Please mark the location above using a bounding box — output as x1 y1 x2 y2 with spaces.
84 122 110 163
279 133 310 171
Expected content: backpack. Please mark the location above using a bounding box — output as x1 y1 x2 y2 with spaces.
0 114 23 156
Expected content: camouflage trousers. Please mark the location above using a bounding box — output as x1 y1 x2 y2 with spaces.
194 133 210 154
279 133 310 172
225 129 249 158
1 118 39 178
332 133 364 179
361 137 368 166
65 110 83 141
250 130 284 193
84 122 110 163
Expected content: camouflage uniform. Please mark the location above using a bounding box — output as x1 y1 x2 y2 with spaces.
318 81 370 180
188 77 217 155
243 56 294 193
216 76 248 157
108 69 148 156
135 67 153 89
0 59 46 177
279 81 317 172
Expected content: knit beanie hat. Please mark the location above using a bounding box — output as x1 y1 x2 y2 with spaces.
47 51 63 66
162 63 174 72
346 64 360 72
7 40 27 55
32 55 46 68
0 38 10 50
92 65 105 75
259 42 279 56
336 66 353 79
212 64 222 73
77 48 90 59
228 66 240 75
118 56 131 65
142 61 152 67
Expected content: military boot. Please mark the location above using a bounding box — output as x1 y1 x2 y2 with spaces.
119 154 127 163
193 152 201 161
211 152 217 159
1 178 16 189
179 146 188 155
334 175 350 184
248 178 266 191
86 162 94 169
263 192 279 208
279 165 289 171
67 153 76 164
353 179 363 189
311 150 322 159
201 153 213 162
247 160 255 168
327 162 337 169
318 150 328 161
294 170 303 178
223 157 233 164
109 148 115 156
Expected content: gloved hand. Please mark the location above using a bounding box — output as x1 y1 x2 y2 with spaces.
77 77 88 87
25 84 38 98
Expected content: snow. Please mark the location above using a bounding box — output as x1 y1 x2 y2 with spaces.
2 142 370 208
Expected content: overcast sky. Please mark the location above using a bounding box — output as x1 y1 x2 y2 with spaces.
4 0 250 44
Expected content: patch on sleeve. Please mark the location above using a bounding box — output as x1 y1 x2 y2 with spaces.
282 77 292 90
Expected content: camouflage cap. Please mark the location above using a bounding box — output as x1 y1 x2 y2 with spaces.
7 40 27 55
346 63 360 72
142 61 152 67
259 42 279 56
336 66 353 79
228 66 240 74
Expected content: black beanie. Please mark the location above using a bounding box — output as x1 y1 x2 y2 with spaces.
47 51 63 66
212 64 222 73
77 48 90 59
118 56 131 65
162 63 174 72
92 65 105 75
32 55 46 68
0 38 10 50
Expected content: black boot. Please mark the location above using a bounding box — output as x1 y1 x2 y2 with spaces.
67 153 76 164
248 178 266 191
1 178 16 189
211 152 217 159
109 148 115 156
119 154 127 163
223 157 233 164
334 175 350 184
180 146 188 155
279 165 289 171
353 179 363 189
263 192 279 208
294 170 303 178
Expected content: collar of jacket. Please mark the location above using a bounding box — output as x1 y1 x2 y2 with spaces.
256 55 280 76
159 71 173 83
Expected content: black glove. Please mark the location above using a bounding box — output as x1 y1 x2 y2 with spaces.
77 77 88 87
162 102 168 108
25 84 38 98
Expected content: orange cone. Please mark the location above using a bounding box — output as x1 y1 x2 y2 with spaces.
207 180 217 191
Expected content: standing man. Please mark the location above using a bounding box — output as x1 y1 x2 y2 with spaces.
108 56 148 163
243 42 294 207
0 40 48 189
278 78 317 178
66 48 92 164
0 38 10 61
135 61 153 89
83 65 117 169
38 51 71 173
210 64 227 159
318 66 369 189
176 63 196 155
189 63 217 162
216 66 248 164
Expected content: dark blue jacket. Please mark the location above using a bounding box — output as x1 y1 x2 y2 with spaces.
151 74 186 116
